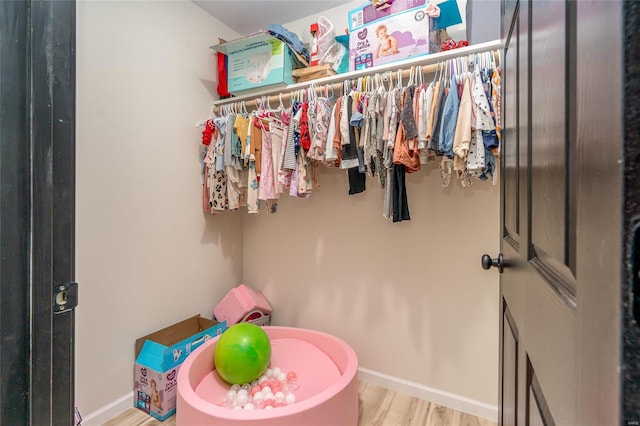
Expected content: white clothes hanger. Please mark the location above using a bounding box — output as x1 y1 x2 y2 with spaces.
278 93 284 111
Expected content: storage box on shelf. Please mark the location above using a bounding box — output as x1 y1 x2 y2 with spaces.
211 32 295 96
348 0 438 71
292 64 337 83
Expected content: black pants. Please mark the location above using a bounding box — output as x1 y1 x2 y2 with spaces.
348 167 366 195
392 164 410 222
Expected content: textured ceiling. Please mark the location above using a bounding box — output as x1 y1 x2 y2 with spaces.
193 0 353 36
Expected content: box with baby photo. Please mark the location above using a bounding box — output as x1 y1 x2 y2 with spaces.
133 315 226 420
348 0 436 71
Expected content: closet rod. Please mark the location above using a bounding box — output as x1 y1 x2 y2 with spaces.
212 38 502 111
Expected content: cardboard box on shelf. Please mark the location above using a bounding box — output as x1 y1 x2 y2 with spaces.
292 64 337 83
348 0 437 71
211 32 295 96
133 315 226 421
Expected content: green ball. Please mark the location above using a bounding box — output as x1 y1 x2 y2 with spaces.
214 323 271 385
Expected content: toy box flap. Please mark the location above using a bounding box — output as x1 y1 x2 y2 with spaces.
134 315 222 359
135 340 166 372
211 32 308 69
210 32 280 56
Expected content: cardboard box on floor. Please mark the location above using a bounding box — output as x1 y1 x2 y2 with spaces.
133 315 227 421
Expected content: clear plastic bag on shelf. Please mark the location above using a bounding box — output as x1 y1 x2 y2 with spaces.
317 16 346 73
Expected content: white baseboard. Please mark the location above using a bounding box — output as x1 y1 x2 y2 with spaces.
358 367 498 423
81 371 498 425
80 392 133 426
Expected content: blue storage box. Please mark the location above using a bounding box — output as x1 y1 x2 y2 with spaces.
211 32 294 96
133 315 226 420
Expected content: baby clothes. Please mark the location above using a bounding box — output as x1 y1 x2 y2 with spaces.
392 164 410 222
202 56 501 217
453 75 472 165
428 82 446 155
307 98 331 161
270 122 285 194
439 76 461 159
258 122 278 202
467 129 486 178
324 103 338 163
234 115 250 160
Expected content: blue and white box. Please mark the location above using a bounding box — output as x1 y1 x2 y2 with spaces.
133 315 226 420
212 32 294 96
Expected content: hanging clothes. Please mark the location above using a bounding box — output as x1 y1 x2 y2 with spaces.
392 164 410 222
453 73 473 186
428 80 446 156
258 120 278 203
439 75 461 159
201 49 502 219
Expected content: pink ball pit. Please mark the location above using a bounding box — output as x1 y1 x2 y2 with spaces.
176 326 359 426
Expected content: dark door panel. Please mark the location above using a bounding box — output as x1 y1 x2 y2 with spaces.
0 1 76 424
0 1 31 422
499 0 578 424
499 0 635 425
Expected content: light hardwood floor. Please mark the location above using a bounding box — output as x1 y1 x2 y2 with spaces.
104 381 496 426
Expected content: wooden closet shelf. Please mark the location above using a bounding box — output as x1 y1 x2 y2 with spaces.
213 39 502 111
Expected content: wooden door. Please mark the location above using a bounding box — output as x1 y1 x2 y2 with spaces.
495 1 637 425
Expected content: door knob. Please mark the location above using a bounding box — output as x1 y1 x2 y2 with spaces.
481 253 504 273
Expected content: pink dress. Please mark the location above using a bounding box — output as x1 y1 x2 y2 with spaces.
258 124 278 201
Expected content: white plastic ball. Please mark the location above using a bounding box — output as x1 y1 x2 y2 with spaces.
261 386 272 395
272 367 282 377
236 393 249 407
243 403 255 411
285 392 296 405
284 392 296 405
231 384 241 392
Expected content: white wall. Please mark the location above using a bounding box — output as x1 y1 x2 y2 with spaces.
243 167 500 407
76 0 242 417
